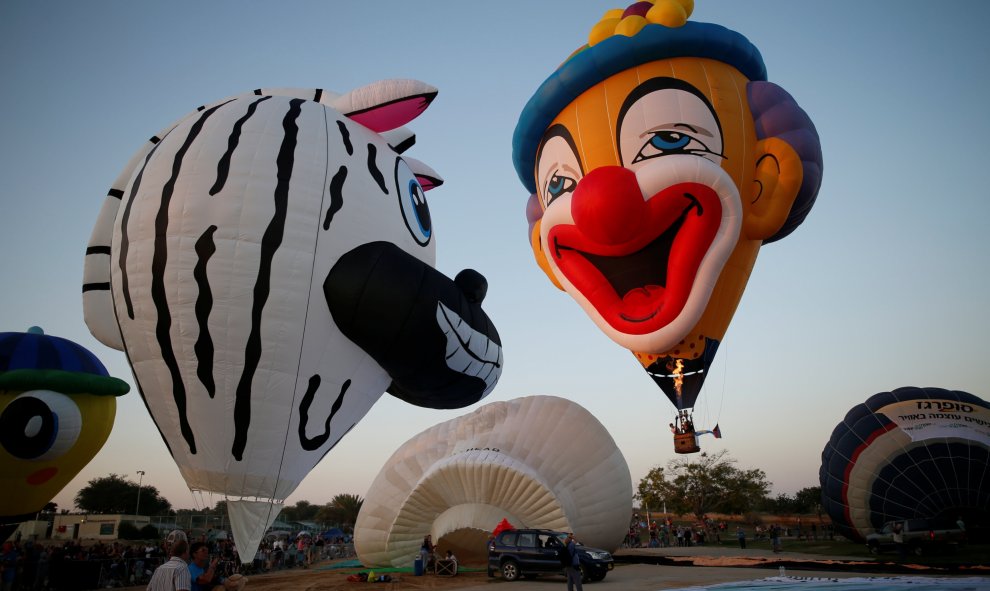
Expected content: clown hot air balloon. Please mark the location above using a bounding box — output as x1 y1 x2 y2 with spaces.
82 81 503 561
820 387 989 543
0 327 128 540
512 0 822 453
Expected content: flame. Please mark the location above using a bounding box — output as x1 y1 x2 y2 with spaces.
667 358 684 405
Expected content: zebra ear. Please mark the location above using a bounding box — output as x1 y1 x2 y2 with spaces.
403 156 443 191
333 79 437 133
381 127 416 154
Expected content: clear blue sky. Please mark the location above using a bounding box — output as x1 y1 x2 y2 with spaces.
2 0 988 512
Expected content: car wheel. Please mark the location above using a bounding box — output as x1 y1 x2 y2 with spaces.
579 565 589 583
911 543 923 557
867 542 879 555
501 559 520 582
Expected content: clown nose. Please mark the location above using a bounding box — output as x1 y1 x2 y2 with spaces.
571 166 645 244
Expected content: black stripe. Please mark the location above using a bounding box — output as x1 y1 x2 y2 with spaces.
197 105 206 112
254 89 263 95
86 246 111 255
210 96 272 196
323 166 346 230
108 189 124 199
193 225 218 398
367 143 388 194
119 144 163 319
232 97 304 461
150 136 161 144
82 282 111 292
297 376 350 451
336 120 352 156
152 102 226 456
390 133 416 155
314 89 323 102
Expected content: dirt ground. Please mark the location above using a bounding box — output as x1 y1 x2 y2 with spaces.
118 545 988 591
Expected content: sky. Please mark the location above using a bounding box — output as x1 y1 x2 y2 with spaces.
2 0 989 515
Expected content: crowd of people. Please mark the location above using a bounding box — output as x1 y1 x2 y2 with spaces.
621 514 831 554
0 531 354 591
623 514 727 548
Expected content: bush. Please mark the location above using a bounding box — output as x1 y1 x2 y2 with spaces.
117 521 159 540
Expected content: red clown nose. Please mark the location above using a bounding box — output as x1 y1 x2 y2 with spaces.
571 166 645 245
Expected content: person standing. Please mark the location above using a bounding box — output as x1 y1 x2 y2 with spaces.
769 524 782 553
187 542 218 591
736 527 746 549
892 522 905 559
1 542 20 591
146 540 191 591
562 533 583 591
419 535 434 571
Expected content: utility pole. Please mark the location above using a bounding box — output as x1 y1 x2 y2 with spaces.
135 471 146 516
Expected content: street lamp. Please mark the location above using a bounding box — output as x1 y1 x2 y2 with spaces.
135 470 146 516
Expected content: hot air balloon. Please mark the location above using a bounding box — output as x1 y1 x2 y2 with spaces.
0 326 129 540
820 386 990 543
513 0 822 452
354 395 631 567
82 81 503 561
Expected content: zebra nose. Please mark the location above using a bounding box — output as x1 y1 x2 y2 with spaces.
454 269 488 304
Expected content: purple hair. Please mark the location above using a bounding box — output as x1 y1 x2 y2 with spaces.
748 81 823 243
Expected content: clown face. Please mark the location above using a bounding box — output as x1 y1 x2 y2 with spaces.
529 58 803 361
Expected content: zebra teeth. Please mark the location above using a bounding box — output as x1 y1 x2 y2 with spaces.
437 302 503 396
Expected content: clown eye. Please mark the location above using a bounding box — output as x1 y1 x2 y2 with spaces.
633 128 715 163
0 390 82 461
394 158 431 246
545 173 577 206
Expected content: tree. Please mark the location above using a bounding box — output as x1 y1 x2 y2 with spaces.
793 486 823 515
315 494 363 532
637 450 770 521
281 500 320 523
74 474 172 515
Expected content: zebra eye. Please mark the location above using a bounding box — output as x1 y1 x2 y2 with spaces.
394 158 432 246
0 390 82 461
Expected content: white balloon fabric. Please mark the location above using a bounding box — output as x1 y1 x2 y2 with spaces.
82 81 503 562
354 395 631 567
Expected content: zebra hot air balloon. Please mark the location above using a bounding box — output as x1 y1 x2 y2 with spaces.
82 80 503 562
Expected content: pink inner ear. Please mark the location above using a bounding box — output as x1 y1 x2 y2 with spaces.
416 174 442 191
347 95 431 133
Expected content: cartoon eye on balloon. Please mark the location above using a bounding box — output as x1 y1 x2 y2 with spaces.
83 80 502 561
513 0 822 452
0 327 128 540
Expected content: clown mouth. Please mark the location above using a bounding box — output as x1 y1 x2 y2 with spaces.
549 187 717 333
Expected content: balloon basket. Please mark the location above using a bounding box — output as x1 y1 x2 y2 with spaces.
673 432 700 454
